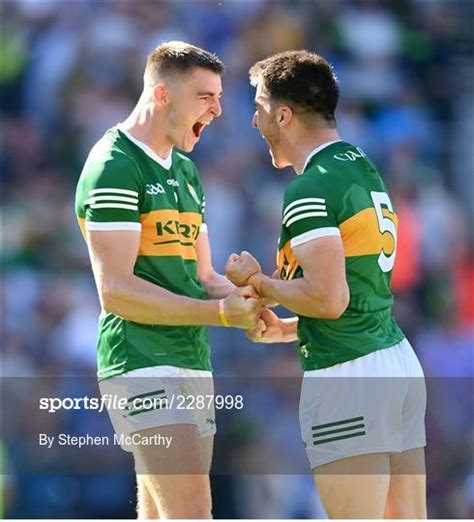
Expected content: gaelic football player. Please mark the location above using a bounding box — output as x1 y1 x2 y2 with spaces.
226 51 427 519
76 42 262 519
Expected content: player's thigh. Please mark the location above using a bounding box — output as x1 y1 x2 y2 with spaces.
385 447 427 519
314 452 391 519
201 434 214 475
401 342 427 453
134 424 212 518
134 423 208 474
139 472 211 519
136 474 160 520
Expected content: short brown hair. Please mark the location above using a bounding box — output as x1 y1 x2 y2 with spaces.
144 41 224 85
249 50 339 124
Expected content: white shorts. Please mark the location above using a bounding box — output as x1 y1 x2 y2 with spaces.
300 338 426 468
99 365 216 452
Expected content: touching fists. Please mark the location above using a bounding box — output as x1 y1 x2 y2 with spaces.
245 307 285 343
221 285 263 329
226 251 262 290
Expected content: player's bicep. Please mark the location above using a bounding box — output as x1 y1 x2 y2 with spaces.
294 236 345 281
293 236 349 315
195 229 215 281
86 230 141 297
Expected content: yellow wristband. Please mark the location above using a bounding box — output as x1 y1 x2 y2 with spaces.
218 299 230 327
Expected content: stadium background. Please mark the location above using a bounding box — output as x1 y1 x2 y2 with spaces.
1 0 473 518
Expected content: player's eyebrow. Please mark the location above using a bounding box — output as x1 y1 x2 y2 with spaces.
197 91 223 97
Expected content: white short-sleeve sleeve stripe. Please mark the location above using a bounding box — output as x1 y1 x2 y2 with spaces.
85 195 138 205
285 211 328 227
90 203 138 210
85 221 142 231
283 197 325 217
88 188 138 197
290 227 340 247
283 204 327 225
200 223 208 233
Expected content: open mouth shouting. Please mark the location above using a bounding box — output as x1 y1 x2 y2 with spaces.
192 120 210 139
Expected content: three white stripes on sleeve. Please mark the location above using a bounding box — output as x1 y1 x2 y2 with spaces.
283 197 341 247
283 197 327 227
83 187 208 234
85 188 139 210
84 192 337 240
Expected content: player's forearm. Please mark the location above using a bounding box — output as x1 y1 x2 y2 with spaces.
200 271 236 299
281 317 299 342
260 275 347 319
101 274 221 326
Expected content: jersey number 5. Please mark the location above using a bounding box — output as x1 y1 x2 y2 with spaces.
370 191 397 273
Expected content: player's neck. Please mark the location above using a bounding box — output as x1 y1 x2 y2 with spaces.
120 97 173 159
290 128 340 175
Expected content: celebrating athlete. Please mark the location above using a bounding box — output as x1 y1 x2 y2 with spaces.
75 41 262 519
226 50 427 519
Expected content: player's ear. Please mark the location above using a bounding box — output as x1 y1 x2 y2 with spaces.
277 106 293 127
153 83 169 106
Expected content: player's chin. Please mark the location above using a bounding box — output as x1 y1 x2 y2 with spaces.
271 154 285 169
270 150 289 169
181 132 200 152
180 139 197 153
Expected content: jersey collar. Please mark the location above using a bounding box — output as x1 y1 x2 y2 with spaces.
117 125 173 170
301 140 342 174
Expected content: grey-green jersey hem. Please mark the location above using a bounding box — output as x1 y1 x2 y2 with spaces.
299 333 406 371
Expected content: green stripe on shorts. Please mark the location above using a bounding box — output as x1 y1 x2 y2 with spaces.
312 423 365 438
312 415 364 431
313 430 366 445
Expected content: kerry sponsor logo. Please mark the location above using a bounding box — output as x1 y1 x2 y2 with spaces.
139 209 202 259
155 218 200 243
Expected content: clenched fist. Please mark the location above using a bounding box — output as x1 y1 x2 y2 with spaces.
246 308 285 343
226 251 262 291
222 285 263 329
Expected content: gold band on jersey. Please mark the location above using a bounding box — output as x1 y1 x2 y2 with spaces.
219 299 230 327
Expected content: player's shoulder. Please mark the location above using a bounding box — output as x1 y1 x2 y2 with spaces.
292 141 375 193
284 166 332 204
80 128 140 179
76 128 143 207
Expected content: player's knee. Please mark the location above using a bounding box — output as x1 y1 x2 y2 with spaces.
386 479 427 519
386 502 426 520
184 488 212 518
182 505 212 519
156 482 212 519
164 496 212 519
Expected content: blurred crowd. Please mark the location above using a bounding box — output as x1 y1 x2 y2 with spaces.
1 0 473 518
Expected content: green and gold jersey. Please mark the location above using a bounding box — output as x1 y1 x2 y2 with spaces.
75 126 211 379
277 141 405 370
